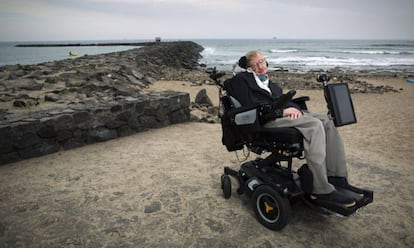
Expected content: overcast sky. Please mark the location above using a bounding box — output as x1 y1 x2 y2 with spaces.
1 0 413 41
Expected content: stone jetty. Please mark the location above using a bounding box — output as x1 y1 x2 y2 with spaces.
15 42 160 47
0 41 204 165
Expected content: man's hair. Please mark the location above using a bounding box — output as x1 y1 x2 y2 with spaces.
245 51 262 68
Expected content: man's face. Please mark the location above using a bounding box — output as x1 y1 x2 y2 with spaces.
250 54 267 76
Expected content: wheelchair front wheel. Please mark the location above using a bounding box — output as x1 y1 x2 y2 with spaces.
252 185 290 231
221 174 231 199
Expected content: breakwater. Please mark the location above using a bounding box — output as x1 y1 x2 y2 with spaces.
0 41 204 165
15 42 160 47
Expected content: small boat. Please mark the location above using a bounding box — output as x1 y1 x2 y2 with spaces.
406 78 414 83
69 51 78 56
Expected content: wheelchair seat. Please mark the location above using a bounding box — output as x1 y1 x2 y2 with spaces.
220 92 304 161
254 127 303 148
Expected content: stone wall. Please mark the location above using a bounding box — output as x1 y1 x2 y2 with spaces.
0 91 190 165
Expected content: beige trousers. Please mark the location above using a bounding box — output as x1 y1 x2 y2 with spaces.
264 112 348 194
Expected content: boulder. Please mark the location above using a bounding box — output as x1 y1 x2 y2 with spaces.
194 89 213 107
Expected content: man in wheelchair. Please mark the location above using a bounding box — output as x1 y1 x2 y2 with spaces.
214 50 373 230
228 51 353 207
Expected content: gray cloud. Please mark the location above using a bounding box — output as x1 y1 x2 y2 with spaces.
0 0 413 41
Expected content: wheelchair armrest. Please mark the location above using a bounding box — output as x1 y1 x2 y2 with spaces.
292 96 310 111
227 103 280 126
221 104 262 151
226 105 261 125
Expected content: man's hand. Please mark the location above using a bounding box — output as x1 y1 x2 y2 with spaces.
283 107 302 119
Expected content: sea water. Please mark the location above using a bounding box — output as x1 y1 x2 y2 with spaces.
0 40 139 67
1 39 413 73
197 39 414 72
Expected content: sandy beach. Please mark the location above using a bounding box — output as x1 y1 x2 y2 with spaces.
0 74 413 247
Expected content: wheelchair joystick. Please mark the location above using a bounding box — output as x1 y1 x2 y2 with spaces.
206 67 226 89
317 73 330 87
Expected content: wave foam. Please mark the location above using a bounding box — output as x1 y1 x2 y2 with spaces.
269 49 298 53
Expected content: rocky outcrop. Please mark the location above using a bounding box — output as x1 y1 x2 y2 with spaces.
0 41 203 165
0 41 203 111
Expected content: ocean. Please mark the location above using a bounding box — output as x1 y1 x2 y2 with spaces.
1 39 413 73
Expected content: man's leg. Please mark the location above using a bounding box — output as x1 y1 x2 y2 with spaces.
307 113 348 178
264 114 335 194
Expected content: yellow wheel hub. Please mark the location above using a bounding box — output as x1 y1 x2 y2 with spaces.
264 201 273 213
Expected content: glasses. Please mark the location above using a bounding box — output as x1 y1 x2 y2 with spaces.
251 58 267 69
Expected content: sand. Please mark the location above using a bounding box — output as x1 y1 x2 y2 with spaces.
0 76 413 247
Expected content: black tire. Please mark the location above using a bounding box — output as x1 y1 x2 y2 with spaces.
252 185 290 231
221 174 232 199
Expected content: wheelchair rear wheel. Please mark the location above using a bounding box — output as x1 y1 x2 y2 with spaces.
253 185 290 230
221 174 232 199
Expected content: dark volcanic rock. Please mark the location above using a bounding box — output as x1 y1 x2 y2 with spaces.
194 89 213 107
5 79 43 91
0 41 204 113
0 42 199 165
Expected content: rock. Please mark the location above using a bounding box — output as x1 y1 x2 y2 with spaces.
0 109 7 120
19 140 60 159
14 133 42 149
194 89 213 107
131 70 144 80
5 79 43 91
88 127 118 142
45 77 58 84
44 94 60 102
12 94 39 107
123 74 147 88
13 100 26 108
144 202 161 213
110 84 139 97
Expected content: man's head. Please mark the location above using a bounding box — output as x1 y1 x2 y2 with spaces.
245 50 268 76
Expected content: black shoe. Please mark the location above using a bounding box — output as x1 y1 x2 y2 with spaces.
328 176 348 187
311 190 356 208
328 177 365 199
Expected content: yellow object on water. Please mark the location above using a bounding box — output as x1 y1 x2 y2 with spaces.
69 51 78 56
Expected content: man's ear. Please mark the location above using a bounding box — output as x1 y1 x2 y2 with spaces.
238 56 247 69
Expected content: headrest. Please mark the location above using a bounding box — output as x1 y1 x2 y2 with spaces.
238 56 248 69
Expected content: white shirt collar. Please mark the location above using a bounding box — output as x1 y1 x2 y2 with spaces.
248 70 271 93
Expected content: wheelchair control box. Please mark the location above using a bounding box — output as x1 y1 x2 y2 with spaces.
317 73 357 127
325 83 357 127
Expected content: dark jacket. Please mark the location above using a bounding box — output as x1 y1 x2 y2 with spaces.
224 71 300 117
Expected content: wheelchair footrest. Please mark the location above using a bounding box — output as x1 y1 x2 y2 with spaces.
311 183 373 217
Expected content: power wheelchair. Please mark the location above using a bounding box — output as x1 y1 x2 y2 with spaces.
207 68 373 231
